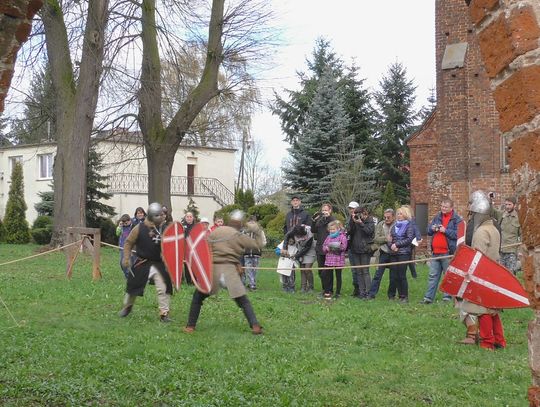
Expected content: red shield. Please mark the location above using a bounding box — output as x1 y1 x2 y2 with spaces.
456 220 466 246
440 245 529 309
185 223 213 294
161 222 185 290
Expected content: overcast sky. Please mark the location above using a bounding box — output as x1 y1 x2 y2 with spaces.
254 0 436 170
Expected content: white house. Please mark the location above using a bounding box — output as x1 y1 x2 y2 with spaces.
0 132 236 224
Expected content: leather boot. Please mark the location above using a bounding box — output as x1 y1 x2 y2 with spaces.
459 324 478 345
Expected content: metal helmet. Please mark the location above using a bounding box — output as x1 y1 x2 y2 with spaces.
147 202 163 223
469 190 490 214
230 209 245 222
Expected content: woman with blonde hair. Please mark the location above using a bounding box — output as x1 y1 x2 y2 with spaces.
387 206 415 303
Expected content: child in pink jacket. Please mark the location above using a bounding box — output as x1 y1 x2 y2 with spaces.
322 220 348 299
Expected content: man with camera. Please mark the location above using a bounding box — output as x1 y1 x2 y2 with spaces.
347 206 375 299
421 198 463 304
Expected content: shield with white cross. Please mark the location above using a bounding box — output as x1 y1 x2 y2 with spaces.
185 222 213 294
439 244 529 309
161 221 185 291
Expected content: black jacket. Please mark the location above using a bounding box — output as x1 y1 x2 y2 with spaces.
347 216 375 254
284 206 312 234
311 215 335 255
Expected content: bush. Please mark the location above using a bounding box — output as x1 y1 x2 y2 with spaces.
213 204 242 224
98 217 117 245
4 162 31 244
247 204 279 227
33 215 53 230
31 228 52 245
265 211 286 236
265 230 283 249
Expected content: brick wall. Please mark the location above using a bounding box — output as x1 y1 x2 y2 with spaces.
465 1 540 404
0 1 43 112
408 0 513 227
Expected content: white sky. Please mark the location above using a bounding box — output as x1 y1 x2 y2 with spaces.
254 0 436 170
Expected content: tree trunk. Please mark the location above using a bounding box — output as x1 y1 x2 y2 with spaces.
139 0 224 214
41 0 109 245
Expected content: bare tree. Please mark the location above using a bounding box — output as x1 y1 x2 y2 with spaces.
138 0 274 213
242 138 281 199
40 0 110 244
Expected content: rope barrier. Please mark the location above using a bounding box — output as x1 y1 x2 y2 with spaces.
0 239 84 269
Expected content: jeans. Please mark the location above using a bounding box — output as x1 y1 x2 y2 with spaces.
368 251 392 298
349 252 372 297
243 255 260 288
389 254 409 299
423 254 451 302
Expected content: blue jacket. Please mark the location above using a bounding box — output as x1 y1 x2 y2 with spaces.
389 221 415 255
427 211 462 255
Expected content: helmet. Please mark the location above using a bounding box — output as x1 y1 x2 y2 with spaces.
469 191 490 214
147 202 163 223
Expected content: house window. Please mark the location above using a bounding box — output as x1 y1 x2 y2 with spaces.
9 156 22 176
38 153 54 179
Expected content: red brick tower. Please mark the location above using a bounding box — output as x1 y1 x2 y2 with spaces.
408 0 513 232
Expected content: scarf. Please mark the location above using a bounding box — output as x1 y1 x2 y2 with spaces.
329 231 340 238
394 220 409 237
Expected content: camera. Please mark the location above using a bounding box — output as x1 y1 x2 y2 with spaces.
353 213 360 220
488 191 495 199
433 224 442 231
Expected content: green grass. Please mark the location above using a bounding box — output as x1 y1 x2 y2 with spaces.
0 244 532 406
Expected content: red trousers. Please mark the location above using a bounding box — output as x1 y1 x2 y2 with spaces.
478 313 506 349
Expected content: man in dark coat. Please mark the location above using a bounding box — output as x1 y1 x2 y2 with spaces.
283 196 312 234
119 202 173 322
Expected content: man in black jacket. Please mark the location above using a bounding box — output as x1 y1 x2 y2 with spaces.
284 196 312 234
347 206 375 298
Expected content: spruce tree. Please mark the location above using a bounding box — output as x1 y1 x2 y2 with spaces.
273 39 375 165
86 147 115 227
35 189 54 217
283 68 350 206
4 162 31 243
373 62 420 202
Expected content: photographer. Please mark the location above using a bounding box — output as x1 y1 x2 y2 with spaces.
346 206 375 298
311 203 336 288
421 198 463 304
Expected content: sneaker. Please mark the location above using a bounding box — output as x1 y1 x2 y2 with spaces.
118 305 133 317
420 298 432 305
323 293 332 300
442 297 452 302
160 313 172 323
399 297 409 304
252 324 263 335
333 293 341 299
182 326 195 333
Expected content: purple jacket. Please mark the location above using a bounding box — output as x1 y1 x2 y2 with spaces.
322 231 348 267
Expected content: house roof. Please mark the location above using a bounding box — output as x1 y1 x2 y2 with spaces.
0 130 237 153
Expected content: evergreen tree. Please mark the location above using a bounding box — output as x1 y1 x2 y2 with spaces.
373 62 420 202
0 116 12 146
35 189 54 217
3 162 31 243
235 188 255 211
284 68 351 206
9 65 57 145
86 148 115 227
0 216 5 242
381 181 398 211
273 39 375 164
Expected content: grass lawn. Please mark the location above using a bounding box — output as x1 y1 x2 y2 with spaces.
0 244 532 406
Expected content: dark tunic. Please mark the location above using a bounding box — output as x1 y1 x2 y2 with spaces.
126 222 173 297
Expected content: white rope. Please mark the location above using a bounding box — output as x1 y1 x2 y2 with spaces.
0 239 84 269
